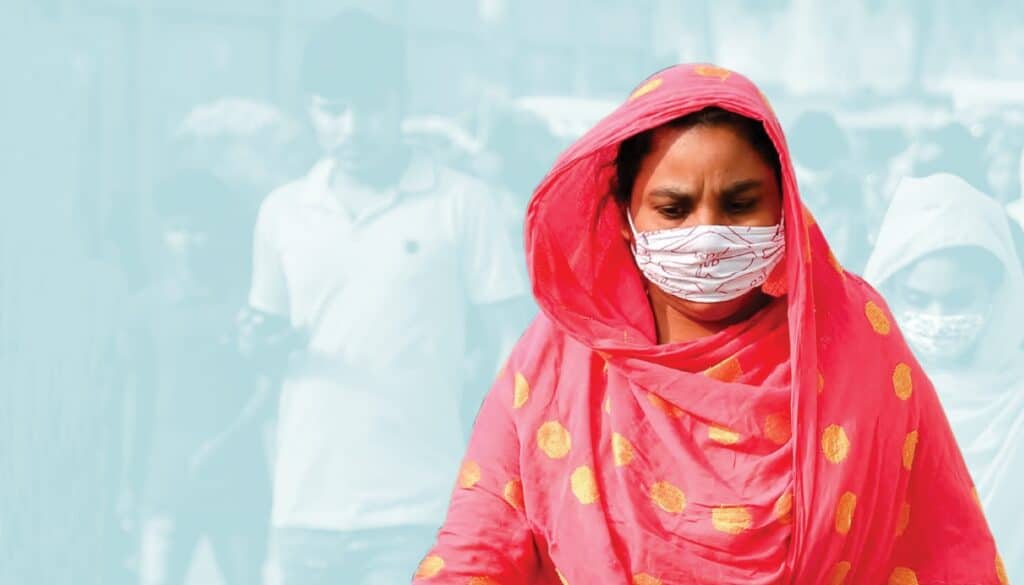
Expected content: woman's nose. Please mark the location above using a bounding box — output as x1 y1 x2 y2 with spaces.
689 200 727 227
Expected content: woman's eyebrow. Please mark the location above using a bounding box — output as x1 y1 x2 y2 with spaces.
721 179 763 198
649 180 763 201
648 186 694 201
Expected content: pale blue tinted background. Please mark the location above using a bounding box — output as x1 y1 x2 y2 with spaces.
2 1 1023 584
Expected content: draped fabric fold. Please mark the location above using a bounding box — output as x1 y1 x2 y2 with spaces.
415 65 1002 585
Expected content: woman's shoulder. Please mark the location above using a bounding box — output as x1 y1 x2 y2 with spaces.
503 312 569 382
818 269 903 348
490 311 596 416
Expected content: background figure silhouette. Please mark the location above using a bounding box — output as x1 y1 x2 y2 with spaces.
120 170 270 585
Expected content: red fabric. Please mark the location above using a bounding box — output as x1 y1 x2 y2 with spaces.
414 64 1003 585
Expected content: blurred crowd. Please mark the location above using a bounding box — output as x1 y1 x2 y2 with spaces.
4 2 1024 584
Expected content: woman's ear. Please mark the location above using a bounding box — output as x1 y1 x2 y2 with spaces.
619 205 634 242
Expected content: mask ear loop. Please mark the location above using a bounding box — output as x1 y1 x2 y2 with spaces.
623 211 653 297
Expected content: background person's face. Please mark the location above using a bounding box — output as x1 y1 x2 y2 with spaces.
161 217 210 271
308 92 404 182
890 252 996 365
628 124 783 323
892 254 993 317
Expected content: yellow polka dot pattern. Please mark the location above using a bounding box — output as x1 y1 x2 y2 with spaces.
712 506 753 534
764 412 792 445
817 370 825 393
414 554 444 579
822 424 851 463
865 300 891 335
612 432 635 467
513 372 530 409
694 64 732 81
709 424 741 445
774 491 793 524
458 461 481 489
647 392 684 418
537 421 572 459
503 479 523 511
902 430 918 471
896 501 910 536
829 561 852 585
835 491 857 535
633 573 663 585
604 397 611 414
997 554 1008 584
629 77 663 101
650 481 687 514
704 355 743 382
888 567 919 585
571 465 599 504
892 363 913 400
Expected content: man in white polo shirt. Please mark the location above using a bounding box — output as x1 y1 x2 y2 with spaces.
248 10 530 584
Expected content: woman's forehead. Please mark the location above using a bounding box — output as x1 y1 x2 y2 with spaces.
901 248 1001 290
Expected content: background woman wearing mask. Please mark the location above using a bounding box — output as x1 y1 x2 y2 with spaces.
866 172 1024 582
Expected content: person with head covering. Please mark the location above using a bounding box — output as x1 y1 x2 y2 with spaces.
865 173 1024 582
412 65 1002 584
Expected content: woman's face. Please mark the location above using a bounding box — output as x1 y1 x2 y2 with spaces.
628 124 783 323
892 254 992 317
890 251 996 365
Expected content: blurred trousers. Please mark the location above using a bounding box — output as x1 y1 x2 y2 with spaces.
139 512 267 585
273 525 437 585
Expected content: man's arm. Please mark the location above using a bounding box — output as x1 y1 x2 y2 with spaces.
190 195 300 470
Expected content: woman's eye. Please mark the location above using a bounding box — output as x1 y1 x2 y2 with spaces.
944 290 975 311
658 206 686 219
726 198 757 214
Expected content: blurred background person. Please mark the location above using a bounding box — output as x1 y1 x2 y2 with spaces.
472 103 560 247
459 103 557 394
118 170 270 585
247 10 528 584
982 118 1023 206
849 124 910 245
865 173 1024 582
904 121 990 191
174 98 315 247
788 109 871 273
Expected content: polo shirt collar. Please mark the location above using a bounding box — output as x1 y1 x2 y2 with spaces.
300 152 438 216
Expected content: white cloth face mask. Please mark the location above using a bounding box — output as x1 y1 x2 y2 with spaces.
627 213 785 303
898 310 987 364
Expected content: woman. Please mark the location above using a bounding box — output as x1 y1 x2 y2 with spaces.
414 65 1002 584
866 173 1024 582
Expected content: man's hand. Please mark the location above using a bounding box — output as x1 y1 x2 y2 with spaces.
236 306 307 373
